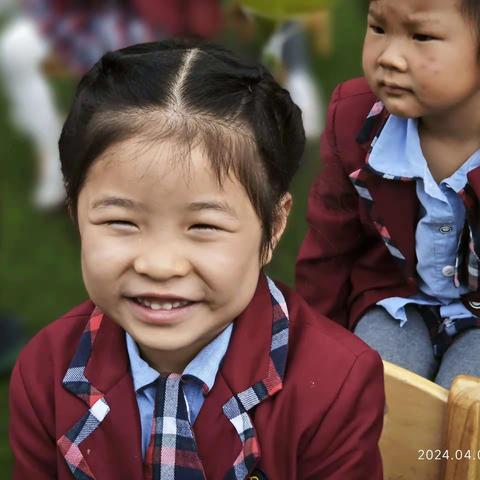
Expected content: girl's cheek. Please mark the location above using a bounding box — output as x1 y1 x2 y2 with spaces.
202 244 262 277
81 234 134 271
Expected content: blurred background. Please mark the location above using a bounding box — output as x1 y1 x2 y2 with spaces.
0 0 367 475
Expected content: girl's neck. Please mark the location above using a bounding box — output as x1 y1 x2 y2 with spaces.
139 344 197 375
138 327 223 375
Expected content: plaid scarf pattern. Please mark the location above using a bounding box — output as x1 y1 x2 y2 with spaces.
350 101 411 271
222 277 289 480
58 276 289 480
57 308 109 480
143 374 206 479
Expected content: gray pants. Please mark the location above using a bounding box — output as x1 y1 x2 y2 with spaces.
354 305 480 389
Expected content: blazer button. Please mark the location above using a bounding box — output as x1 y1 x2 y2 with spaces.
441 265 455 277
469 301 480 309
439 225 453 234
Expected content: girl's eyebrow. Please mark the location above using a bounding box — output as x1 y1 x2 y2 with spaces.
188 201 238 219
91 196 142 211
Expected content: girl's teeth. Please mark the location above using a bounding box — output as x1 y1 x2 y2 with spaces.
150 302 172 311
136 298 191 310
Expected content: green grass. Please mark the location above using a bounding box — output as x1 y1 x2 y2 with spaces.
0 1 365 475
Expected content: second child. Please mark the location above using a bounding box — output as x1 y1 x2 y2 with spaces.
297 0 480 388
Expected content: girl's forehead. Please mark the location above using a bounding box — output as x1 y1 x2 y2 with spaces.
88 126 260 189
84 137 251 204
92 136 211 180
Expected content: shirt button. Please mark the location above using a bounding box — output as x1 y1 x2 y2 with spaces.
442 265 455 277
439 225 453 234
469 301 480 309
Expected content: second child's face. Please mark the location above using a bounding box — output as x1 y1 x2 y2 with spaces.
77 137 267 373
363 0 480 119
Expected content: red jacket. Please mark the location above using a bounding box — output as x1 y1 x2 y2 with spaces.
296 77 480 330
9 275 384 479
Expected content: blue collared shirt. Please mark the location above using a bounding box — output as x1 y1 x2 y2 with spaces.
369 115 480 327
126 324 233 458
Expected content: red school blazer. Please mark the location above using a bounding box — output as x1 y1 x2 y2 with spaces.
296 77 480 330
9 275 384 479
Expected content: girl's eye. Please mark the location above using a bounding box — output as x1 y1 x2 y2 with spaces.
369 24 384 35
190 223 221 231
413 33 436 42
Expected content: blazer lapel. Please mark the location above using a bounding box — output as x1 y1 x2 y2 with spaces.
351 101 419 277
194 276 289 480
58 309 143 480
57 309 108 479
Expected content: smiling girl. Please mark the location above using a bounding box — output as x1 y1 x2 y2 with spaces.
9 40 384 480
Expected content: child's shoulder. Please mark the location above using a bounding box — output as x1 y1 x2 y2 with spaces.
14 300 95 373
327 76 379 130
333 76 375 101
281 283 382 384
273 284 383 431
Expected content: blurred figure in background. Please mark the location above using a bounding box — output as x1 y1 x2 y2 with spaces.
0 0 334 211
262 20 324 139
0 0 222 210
0 10 64 210
230 0 338 140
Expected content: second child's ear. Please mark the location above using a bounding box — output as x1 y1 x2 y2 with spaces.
263 193 293 265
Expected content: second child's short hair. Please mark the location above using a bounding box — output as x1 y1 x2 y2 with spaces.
60 39 305 261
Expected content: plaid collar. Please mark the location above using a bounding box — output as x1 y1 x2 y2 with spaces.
57 308 109 479
58 275 289 480
222 277 289 479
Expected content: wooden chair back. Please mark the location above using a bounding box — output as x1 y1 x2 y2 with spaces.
381 360 448 480
381 360 480 480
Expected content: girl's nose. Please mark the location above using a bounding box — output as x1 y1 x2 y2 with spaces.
378 40 408 72
133 241 191 280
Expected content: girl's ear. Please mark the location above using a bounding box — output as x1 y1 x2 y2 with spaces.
263 193 293 265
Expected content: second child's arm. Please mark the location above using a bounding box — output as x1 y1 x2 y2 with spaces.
296 84 367 327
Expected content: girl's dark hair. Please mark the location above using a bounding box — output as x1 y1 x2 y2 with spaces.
461 0 480 40
60 39 305 261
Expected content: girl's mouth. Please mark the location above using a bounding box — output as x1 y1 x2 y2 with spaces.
126 296 198 325
132 297 193 311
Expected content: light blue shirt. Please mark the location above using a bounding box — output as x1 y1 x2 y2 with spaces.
369 115 480 329
126 324 233 458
